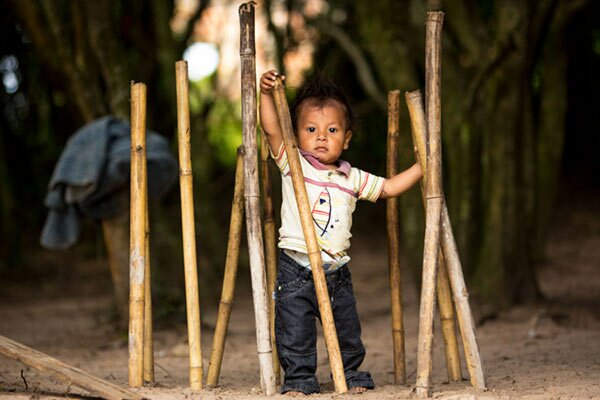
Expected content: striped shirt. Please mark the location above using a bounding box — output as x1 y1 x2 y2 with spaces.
271 143 385 271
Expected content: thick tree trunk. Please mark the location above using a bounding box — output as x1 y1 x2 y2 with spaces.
352 0 585 309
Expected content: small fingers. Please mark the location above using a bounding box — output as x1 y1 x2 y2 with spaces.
260 70 285 93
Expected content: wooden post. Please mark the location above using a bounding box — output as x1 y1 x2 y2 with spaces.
0 335 142 400
271 77 348 394
206 147 245 387
386 90 407 385
128 82 147 388
260 128 281 381
175 60 203 391
405 90 461 383
416 11 444 398
143 206 154 383
239 3 276 395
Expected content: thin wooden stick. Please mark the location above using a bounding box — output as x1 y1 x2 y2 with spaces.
416 11 444 398
406 91 485 391
128 81 147 388
239 3 276 395
0 335 142 400
386 90 407 385
440 205 485 388
206 147 245 387
175 60 203 391
436 255 461 382
143 205 154 383
405 90 462 383
260 128 281 381
271 77 348 394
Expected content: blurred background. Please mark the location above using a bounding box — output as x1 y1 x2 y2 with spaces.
0 0 598 325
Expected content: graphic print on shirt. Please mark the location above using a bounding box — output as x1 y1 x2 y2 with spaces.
312 188 332 237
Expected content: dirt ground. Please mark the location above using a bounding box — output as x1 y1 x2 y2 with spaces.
1 192 599 400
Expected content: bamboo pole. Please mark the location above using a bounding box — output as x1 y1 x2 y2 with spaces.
206 147 245 387
406 86 485 389
239 3 276 395
143 206 154 383
175 60 203 391
271 76 348 394
416 11 445 398
260 128 281 381
406 90 485 390
385 90 407 385
0 335 143 400
439 205 485 388
128 82 147 388
436 256 461 381
405 91 461 383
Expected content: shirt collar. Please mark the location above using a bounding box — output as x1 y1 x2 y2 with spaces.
299 149 351 177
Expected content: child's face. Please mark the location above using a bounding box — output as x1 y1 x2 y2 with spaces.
296 99 352 166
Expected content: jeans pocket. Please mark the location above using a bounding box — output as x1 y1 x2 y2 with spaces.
276 276 309 300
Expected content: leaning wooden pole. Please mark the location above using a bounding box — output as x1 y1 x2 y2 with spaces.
406 95 485 388
128 81 147 388
239 3 276 395
406 91 485 391
405 90 461 383
206 147 245 387
386 90 407 385
0 335 142 400
260 128 281 381
416 11 444 398
439 205 485 388
175 60 203 391
271 76 348 394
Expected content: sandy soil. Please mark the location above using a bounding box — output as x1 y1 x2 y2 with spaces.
1 195 599 400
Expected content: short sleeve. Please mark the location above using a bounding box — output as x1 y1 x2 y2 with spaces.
269 142 290 175
355 170 385 202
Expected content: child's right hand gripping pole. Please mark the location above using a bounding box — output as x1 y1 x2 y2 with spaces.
271 77 349 394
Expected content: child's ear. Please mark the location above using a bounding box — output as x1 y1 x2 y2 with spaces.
343 130 352 150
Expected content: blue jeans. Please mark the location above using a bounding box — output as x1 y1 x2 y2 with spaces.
275 251 375 394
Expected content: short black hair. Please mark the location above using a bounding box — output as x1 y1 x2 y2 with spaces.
290 72 356 133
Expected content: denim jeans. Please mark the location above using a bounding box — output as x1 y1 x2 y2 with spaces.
275 251 375 394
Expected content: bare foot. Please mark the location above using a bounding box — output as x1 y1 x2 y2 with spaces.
284 391 306 396
349 386 368 394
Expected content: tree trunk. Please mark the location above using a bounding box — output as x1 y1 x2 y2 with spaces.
351 0 586 309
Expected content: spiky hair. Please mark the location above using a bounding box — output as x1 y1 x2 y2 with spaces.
290 72 357 133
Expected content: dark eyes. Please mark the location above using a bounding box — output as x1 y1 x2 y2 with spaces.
306 127 338 133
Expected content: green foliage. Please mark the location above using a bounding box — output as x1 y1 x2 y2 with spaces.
207 99 242 167
189 76 242 168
